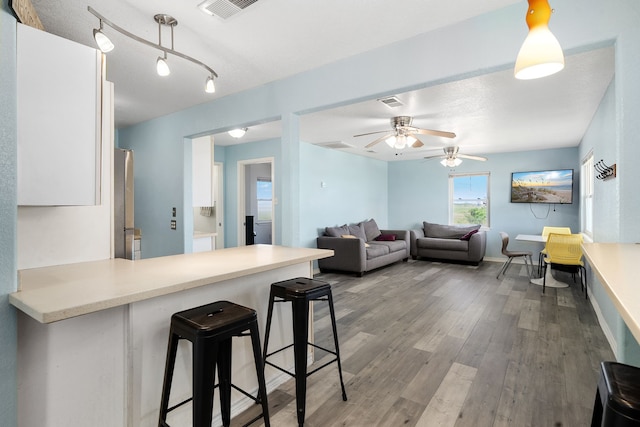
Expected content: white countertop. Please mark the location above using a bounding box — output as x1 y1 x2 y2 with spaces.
10 245 333 324
582 243 640 342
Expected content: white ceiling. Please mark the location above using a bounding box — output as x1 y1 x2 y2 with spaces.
30 0 614 162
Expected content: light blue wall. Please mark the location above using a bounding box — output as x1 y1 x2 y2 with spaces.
0 1 18 425
118 0 640 260
389 147 580 259
579 77 640 364
223 138 281 247
299 143 388 249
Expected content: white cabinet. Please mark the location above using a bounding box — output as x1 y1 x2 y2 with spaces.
17 24 101 206
192 135 214 207
193 235 215 253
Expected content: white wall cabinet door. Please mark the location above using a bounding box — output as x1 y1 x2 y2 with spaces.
192 135 214 207
17 24 101 206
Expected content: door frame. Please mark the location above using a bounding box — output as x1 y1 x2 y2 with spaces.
237 157 275 246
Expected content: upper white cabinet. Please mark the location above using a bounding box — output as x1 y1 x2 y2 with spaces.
17 24 102 206
192 135 214 207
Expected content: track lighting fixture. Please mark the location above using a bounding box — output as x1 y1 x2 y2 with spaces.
514 0 564 80
88 7 218 93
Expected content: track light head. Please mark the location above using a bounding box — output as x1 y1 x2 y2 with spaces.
205 75 216 93
156 55 170 76
93 22 114 53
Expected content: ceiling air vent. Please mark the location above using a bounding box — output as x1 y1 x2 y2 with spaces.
313 141 353 150
198 0 259 20
378 96 403 108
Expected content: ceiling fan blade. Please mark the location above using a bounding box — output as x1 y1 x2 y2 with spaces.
411 137 424 148
458 154 487 161
414 128 457 139
353 129 390 138
423 154 446 160
364 133 392 149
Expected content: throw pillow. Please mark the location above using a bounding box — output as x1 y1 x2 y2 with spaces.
460 229 479 241
359 218 382 242
348 224 367 241
325 224 349 237
375 234 396 241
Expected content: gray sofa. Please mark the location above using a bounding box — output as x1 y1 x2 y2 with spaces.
317 219 409 276
410 222 486 265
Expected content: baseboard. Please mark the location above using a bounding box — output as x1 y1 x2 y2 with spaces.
589 290 619 360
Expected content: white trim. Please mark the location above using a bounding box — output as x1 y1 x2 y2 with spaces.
589 291 619 360
237 157 275 246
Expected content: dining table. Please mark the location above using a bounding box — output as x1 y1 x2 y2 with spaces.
515 234 569 288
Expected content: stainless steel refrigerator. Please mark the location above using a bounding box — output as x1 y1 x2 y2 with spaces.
114 148 137 259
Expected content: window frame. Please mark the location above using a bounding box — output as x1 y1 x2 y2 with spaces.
581 151 594 238
256 177 273 223
448 172 491 229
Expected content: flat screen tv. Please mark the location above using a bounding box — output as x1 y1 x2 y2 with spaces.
510 169 574 204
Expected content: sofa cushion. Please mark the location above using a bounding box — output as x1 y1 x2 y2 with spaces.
417 237 469 251
360 218 382 242
423 222 480 239
365 243 389 259
369 240 406 253
325 224 349 237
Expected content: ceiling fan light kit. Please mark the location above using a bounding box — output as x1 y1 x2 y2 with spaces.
88 7 219 93
355 115 455 151
514 0 565 80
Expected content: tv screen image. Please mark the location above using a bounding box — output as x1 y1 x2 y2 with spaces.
510 169 574 204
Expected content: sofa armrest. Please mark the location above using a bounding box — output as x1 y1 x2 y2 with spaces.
380 229 410 258
409 228 425 257
316 236 366 273
468 230 487 262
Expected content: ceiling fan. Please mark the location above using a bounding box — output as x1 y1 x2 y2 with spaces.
424 146 487 167
354 116 456 150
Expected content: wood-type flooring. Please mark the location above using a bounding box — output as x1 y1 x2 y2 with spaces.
235 259 614 426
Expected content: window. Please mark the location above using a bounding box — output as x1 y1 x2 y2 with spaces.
256 178 273 222
449 172 490 227
581 152 594 237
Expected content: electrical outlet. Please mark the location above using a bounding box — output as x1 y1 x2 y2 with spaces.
172 207 176 217
170 220 177 230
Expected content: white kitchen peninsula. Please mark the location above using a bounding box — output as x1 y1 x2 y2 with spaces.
11 245 332 427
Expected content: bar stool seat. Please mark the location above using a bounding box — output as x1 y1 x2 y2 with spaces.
263 277 347 426
158 300 270 427
591 361 640 426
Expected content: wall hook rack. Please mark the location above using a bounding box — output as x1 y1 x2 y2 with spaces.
594 160 616 180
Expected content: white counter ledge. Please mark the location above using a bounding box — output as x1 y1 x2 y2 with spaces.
11 244 333 324
582 242 640 343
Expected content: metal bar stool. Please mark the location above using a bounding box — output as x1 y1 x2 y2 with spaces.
591 361 640 426
262 277 347 426
158 300 270 427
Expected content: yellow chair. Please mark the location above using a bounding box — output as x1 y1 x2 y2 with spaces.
538 226 572 274
542 233 587 297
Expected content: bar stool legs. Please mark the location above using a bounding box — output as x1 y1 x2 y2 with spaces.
158 301 270 427
263 277 347 426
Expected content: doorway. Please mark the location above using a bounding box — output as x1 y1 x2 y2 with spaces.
238 157 275 246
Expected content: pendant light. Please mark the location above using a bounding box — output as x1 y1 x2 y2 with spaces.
514 0 564 80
